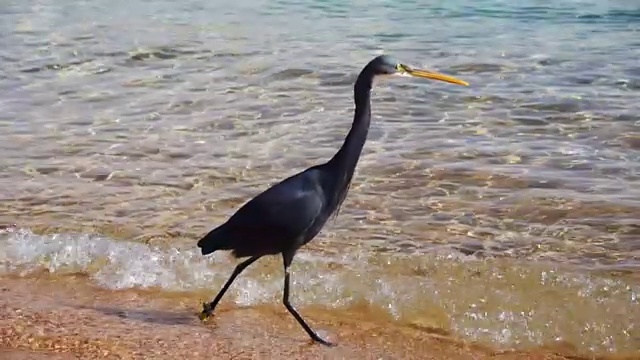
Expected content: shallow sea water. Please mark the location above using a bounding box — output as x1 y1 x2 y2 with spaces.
1 0 639 354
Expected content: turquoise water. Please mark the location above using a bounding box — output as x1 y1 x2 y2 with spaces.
1 0 639 354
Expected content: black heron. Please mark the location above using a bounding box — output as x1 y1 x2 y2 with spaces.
196 54 468 346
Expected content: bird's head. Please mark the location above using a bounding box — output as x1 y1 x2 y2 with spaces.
366 54 469 86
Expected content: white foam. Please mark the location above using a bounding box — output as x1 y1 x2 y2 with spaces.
0 229 455 319
0 228 217 290
0 228 364 307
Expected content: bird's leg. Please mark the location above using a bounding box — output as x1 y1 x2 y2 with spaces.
281 250 335 347
199 255 261 322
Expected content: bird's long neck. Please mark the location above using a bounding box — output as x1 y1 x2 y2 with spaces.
325 69 374 207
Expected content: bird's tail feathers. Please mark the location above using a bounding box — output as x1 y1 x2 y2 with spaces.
197 226 233 256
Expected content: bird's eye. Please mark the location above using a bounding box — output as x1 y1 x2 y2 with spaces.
395 64 408 73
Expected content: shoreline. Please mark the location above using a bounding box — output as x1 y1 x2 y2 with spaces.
1 274 638 360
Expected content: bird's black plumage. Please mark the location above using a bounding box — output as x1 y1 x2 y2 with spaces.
198 166 326 258
196 54 468 346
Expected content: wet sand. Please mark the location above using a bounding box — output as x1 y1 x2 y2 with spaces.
1 274 637 360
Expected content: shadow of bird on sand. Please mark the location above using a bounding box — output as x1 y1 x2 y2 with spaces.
71 304 200 327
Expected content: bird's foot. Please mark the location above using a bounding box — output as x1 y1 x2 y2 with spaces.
198 302 213 323
312 334 336 347
316 338 335 347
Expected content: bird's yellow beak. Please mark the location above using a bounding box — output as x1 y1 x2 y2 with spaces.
399 64 469 86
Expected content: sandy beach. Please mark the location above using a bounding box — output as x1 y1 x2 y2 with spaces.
1 274 637 360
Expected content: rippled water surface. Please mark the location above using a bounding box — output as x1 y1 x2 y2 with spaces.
1 0 639 354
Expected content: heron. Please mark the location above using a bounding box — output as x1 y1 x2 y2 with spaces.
196 54 469 346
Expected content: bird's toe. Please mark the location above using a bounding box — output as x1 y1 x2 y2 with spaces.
313 335 336 347
198 311 210 322
198 302 213 322
318 339 336 347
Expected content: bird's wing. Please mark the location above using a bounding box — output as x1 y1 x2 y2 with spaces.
226 171 324 240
